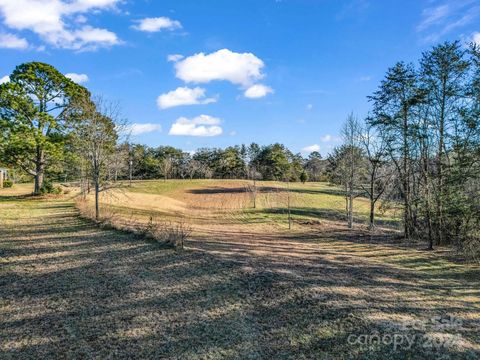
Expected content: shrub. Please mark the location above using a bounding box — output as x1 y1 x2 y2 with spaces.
3 179 13 188
300 171 308 184
142 216 191 249
39 180 63 195
39 180 53 194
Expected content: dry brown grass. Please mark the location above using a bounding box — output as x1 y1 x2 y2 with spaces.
81 180 401 248
75 197 191 249
1 183 479 359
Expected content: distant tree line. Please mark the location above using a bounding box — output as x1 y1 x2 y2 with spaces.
99 143 324 183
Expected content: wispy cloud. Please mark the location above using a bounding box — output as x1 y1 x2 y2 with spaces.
132 17 182 33
417 4 450 32
301 134 341 154
125 123 162 136
0 32 28 49
417 1 480 43
167 54 184 62
356 75 372 82
321 134 341 143
244 84 273 99
301 144 320 153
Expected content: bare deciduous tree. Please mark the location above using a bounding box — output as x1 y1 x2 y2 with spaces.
359 122 391 230
341 113 363 229
71 95 119 221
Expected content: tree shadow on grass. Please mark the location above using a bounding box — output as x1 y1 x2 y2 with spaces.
186 184 348 198
187 186 280 195
250 207 400 228
1 200 479 359
0 193 35 202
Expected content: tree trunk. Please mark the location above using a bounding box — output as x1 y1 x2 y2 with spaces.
424 153 434 250
253 178 257 209
287 181 291 230
94 159 100 221
402 108 411 240
426 201 434 250
129 162 133 187
346 183 353 229
34 148 45 195
348 189 353 229
436 90 446 245
95 176 100 221
344 184 349 222
369 200 375 231
369 171 375 230
34 172 44 195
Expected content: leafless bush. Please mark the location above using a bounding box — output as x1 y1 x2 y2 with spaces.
75 197 120 226
142 216 192 249
75 198 192 249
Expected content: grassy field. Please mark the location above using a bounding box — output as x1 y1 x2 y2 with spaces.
1 182 479 359
92 179 401 233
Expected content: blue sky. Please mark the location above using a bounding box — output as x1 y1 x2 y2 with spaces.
1 0 479 156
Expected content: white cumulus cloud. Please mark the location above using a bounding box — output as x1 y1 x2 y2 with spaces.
0 0 121 50
157 87 217 109
126 123 162 136
65 72 89 84
132 17 182 32
244 84 273 99
169 115 222 137
0 32 28 49
302 144 320 153
0 75 10 84
175 49 265 86
73 26 119 49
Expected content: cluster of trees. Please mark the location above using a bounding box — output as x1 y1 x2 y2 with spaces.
0 63 89 194
0 62 118 220
114 143 323 183
327 41 480 254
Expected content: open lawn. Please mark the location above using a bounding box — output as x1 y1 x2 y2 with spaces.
1 182 479 359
